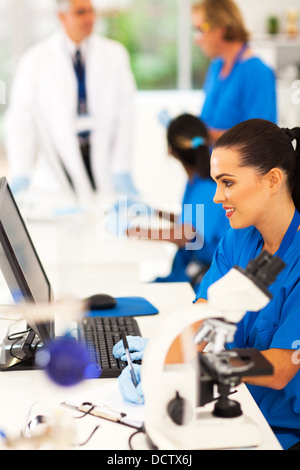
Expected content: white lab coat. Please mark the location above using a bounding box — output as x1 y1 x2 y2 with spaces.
4 30 136 196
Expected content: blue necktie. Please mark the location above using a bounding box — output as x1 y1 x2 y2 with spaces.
74 49 88 116
73 49 96 189
74 49 90 142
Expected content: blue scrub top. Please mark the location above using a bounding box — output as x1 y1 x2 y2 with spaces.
200 56 277 130
195 225 300 449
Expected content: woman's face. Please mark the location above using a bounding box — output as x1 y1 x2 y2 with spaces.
192 9 225 58
211 147 271 229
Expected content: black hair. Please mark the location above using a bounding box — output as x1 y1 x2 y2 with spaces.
167 113 211 179
214 118 300 212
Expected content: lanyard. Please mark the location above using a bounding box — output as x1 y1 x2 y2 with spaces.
219 42 248 80
234 43 248 64
241 209 300 345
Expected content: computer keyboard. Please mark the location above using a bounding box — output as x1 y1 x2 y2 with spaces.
80 316 142 378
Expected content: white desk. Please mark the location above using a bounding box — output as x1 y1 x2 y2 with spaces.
0 283 281 451
0 204 282 451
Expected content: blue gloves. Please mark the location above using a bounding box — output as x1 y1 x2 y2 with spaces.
118 364 144 404
113 173 139 196
157 109 172 128
113 336 148 405
10 177 30 195
113 335 148 362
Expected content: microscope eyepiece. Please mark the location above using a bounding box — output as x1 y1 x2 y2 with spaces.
237 250 286 297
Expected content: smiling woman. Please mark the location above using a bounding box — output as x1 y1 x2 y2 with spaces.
211 119 300 243
211 147 291 238
195 118 300 450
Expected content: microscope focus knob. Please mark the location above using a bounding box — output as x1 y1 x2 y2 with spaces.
167 391 193 425
213 396 242 418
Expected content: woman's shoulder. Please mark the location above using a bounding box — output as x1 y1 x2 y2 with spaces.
219 226 261 263
239 55 275 76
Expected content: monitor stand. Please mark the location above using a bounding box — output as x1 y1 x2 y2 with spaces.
0 328 42 371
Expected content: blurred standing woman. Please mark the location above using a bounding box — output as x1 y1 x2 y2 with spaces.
192 0 277 143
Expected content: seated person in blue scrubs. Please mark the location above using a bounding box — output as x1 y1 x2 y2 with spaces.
114 118 300 450
127 113 229 292
192 0 277 143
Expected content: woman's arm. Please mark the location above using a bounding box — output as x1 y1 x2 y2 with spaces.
165 299 208 364
166 337 300 390
127 223 200 248
156 209 177 224
167 298 300 391
243 348 300 390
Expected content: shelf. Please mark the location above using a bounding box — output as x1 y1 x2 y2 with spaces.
251 33 300 46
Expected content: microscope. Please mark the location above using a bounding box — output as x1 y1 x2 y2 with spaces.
141 251 285 450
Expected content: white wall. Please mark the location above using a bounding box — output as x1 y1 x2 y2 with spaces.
132 90 204 205
236 0 300 36
132 82 300 206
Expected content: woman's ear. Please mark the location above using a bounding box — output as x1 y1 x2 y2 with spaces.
268 168 283 193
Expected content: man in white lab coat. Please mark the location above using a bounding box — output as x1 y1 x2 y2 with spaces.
4 0 137 198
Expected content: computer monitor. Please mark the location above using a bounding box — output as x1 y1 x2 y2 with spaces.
0 177 54 371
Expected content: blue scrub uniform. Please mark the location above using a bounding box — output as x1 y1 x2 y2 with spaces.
154 176 229 290
201 56 277 130
195 220 300 449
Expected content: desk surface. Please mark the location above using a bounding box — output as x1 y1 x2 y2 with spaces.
0 283 281 451
25 210 176 295
0 203 282 450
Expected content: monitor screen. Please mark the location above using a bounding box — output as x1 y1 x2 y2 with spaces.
0 177 54 367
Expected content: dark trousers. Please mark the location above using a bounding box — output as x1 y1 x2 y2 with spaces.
80 142 96 191
59 142 96 192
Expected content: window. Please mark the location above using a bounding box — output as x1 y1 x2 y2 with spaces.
103 0 178 90
1 0 208 94
102 0 208 90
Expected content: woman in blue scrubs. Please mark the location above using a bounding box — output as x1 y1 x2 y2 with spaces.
116 118 300 449
127 113 229 291
194 118 300 449
192 0 277 142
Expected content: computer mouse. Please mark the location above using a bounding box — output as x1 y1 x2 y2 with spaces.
84 293 117 311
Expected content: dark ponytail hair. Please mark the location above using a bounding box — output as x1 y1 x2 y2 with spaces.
167 113 211 180
214 119 300 212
